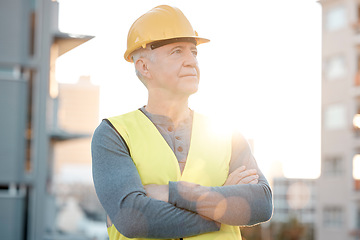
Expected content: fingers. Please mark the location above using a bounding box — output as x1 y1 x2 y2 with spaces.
249 178 259 184
107 215 113 228
238 173 259 184
143 184 151 192
225 166 259 185
223 167 245 186
230 166 246 175
143 184 155 196
238 168 257 178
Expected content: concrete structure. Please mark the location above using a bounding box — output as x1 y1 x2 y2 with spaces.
0 1 93 239
318 1 360 239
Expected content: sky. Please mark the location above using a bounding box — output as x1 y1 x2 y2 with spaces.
56 0 322 179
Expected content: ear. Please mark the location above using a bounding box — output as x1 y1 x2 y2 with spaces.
135 58 152 79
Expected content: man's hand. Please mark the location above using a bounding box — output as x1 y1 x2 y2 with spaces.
144 184 169 202
144 166 258 201
223 166 259 186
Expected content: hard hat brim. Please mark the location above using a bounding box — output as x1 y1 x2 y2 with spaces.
124 36 210 62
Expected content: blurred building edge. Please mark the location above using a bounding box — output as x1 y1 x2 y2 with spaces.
269 177 316 240
54 75 99 181
319 0 360 240
0 0 95 240
52 76 106 236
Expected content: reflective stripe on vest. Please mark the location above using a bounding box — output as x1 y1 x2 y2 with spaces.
107 110 242 240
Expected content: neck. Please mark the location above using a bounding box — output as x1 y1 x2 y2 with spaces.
146 93 191 128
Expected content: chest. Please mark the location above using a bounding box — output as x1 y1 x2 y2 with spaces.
129 115 232 187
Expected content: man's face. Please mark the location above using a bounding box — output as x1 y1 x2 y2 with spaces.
147 41 200 97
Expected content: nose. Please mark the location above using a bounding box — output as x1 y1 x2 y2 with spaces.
183 50 198 67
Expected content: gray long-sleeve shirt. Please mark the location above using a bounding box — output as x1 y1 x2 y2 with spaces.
91 107 273 239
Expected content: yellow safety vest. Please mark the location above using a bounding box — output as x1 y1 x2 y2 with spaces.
107 110 242 240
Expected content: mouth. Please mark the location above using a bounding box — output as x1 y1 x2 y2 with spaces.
181 74 197 77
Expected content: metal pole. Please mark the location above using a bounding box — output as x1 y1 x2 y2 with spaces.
27 0 51 239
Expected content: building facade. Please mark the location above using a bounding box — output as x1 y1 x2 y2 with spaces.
319 1 360 239
272 177 317 224
271 177 316 239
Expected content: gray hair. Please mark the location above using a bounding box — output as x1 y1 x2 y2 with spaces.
131 46 156 85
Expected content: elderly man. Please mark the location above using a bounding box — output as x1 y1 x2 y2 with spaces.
92 5 272 240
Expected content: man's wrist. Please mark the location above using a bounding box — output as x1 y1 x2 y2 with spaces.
161 184 169 202
168 181 198 212
144 184 169 202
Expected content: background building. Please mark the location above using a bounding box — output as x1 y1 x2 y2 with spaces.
272 178 316 224
52 76 106 239
0 1 94 239
54 76 99 183
318 0 360 239
271 177 316 239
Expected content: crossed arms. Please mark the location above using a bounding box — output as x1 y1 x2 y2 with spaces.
91 120 273 238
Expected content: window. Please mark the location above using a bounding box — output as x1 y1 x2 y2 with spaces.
356 56 360 86
353 155 360 190
357 207 360 229
324 104 346 130
323 206 343 227
325 6 346 32
355 6 360 33
325 55 346 81
323 156 343 177
354 154 360 180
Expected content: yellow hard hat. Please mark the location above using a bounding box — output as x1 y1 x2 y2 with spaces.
124 5 210 62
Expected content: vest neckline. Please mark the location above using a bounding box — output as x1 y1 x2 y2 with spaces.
136 109 198 177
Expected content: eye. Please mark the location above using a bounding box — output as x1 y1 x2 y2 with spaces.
192 50 198 57
171 49 182 55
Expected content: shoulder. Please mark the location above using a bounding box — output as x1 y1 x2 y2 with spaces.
108 109 141 122
92 119 120 144
107 109 148 128
92 110 141 144
232 131 253 154
92 119 131 155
